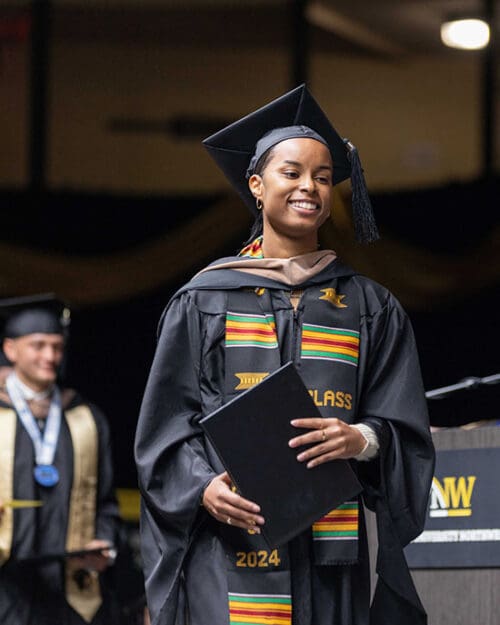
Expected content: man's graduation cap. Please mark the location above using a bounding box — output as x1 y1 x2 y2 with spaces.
203 84 379 243
0 293 70 339
0 293 71 368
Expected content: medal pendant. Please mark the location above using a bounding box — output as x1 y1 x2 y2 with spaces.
34 464 59 487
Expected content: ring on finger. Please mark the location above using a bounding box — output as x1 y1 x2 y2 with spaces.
227 516 232 525
321 429 327 442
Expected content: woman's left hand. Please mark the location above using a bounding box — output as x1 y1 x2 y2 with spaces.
288 418 366 468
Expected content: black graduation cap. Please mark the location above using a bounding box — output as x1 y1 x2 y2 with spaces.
203 84 379 243
0 293 71 340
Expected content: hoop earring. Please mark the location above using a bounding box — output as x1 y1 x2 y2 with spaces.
256 198 263 211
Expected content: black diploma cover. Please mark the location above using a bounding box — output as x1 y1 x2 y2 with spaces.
15 545 116 566
201 361 362 547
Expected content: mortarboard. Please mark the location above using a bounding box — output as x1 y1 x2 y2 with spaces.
203 84 379 243
200 361 362 548
0 293 70 340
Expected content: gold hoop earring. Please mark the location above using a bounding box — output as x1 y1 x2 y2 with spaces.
256 198 263 211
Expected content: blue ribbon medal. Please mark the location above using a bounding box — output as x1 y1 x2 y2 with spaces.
33 464 60 487
6 374 62 488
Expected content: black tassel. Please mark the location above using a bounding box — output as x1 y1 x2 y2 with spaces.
345 139 379 244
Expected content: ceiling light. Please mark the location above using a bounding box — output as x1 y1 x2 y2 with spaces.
441 18 490 50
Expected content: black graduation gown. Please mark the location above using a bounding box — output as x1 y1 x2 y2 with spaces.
134 256 435 625
0 392 120 625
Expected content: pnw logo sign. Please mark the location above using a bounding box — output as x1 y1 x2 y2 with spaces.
429 475 476 518
405 448 500 568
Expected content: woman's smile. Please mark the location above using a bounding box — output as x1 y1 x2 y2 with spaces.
288 198 321 213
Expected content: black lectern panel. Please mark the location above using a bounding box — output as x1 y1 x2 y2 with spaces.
410 426 500 625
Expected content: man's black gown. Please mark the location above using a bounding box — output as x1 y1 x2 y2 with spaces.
135 256 435 625
0 390 120 625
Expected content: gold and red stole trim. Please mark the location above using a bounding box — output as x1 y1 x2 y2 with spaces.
310 502 360 565
65 405 102 623
301 323 360 366
223 538 293 625
229 592 292 625
223 288 361 560
0 408 17 566
222 286 362 621
312 501 359 540
226 311 278 349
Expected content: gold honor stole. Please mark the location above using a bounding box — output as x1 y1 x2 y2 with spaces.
0 408 16 566
64 405 101 623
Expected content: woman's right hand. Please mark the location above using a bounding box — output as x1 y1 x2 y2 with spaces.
202 472 265 532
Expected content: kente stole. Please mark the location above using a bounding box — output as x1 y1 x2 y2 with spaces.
221 286 361 625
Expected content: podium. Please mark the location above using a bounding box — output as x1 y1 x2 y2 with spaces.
409 425 500 625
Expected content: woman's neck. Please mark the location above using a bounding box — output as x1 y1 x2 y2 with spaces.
261 234 318 259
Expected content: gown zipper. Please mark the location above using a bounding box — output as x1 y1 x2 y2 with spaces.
289 289 304 365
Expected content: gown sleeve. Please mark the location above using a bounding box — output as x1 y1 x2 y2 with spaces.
134 291 217 625
356 287 435 625
357 290 434 539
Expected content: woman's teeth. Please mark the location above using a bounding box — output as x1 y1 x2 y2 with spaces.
290 200 318 210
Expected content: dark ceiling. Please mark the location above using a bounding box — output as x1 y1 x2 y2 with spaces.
2 0 499 57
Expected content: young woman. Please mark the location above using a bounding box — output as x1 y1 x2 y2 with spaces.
135 85 434 625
